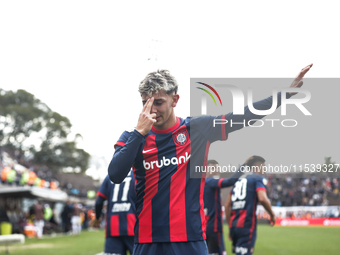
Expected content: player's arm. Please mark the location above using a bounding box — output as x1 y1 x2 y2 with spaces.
92 192 106 228
225 193 232 226
257 189 276 225
226 63 313 134
209 165 244 189
108 98 156 183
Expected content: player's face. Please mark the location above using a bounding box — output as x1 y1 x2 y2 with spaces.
141 90 179 130
207 163 220 178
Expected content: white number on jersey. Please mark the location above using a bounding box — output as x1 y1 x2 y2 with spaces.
231 178 247 201
112 177 132 202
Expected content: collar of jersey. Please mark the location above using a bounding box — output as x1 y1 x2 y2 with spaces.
151 117 181 134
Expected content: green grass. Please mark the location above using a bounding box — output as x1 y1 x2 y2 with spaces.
223 225 340 255
1 226 340 255
0 229 105 255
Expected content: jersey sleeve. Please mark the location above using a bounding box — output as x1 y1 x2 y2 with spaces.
97 175 110 199
255 177 268 192
191 92 289 143
114 130 132 149
207 178 239 189
108 129 144 183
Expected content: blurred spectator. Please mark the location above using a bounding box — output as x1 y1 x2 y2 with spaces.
32 200 44 239
61 201 72 233
71 203 81 235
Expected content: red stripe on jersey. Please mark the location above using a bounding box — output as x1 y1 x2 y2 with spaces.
221 115 228 141
200 177 206 239
256 187 266 192
127 213 136 236
139 135 159 243
204 215 209 235
214 189 218 232
110 215 120 236
97 191 107 199
169 125 190 241
249 197 257 243
236 210 247 228
218 178 224 188
202 140 210 178
152 117 181 134
200 140 210 238
230 211 236 226
114 141 125 149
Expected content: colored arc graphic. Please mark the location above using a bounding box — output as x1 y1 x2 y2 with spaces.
196 82 223 106
196 87 217 105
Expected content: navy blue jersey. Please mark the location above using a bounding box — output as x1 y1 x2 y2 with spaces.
204 177 239 234
109 93 283 243
115 116 229 243
229 173 267 231
97 171 136 237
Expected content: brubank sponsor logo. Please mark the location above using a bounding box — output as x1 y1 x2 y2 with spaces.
143 152 191 170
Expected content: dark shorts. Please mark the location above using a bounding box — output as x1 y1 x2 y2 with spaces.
230 227 256 255
133 240 209 255
104 236 134 255
206 231 226 255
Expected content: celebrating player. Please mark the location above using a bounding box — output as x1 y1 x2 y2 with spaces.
225 156 276 255
204 160 243 255
95 170 136 255
108 64 312 255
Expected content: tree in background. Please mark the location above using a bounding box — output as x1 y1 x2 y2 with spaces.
0 89 90 173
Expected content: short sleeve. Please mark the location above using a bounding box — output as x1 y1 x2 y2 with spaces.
97 176 110 199
114 131 132 149
190 115 228 143
256 178 267 192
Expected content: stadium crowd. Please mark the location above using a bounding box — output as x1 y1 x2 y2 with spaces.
266 173 339 206
0 147 96 198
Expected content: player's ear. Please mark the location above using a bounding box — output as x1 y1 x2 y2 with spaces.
171 94 179 107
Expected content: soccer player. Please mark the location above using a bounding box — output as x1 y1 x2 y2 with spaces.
204 160 246 255
95 170 136 255
108 64 312 255
225 156 276 255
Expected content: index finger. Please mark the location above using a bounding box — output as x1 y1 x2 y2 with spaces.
145 97 154 113
297 63 313 79
142 98 150 112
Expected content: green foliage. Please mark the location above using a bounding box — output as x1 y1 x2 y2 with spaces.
0 88 90 173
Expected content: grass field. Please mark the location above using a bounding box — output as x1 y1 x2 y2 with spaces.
1 226 340 255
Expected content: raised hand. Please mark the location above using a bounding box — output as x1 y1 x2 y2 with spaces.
136 97 156 136
289 63 313 96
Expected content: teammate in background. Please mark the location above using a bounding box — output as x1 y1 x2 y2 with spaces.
108 64 312 255
71 203 82 235
33 200 44 239
204 160 248 255
94 170 136 255
225 156 276 255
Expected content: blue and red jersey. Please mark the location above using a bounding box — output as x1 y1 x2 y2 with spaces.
114 116 229 243
109 93 284 243
96 171 136 237
204 176 239 234
229 173 267 231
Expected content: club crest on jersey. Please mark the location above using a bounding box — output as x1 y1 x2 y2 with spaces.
172 130 188 146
